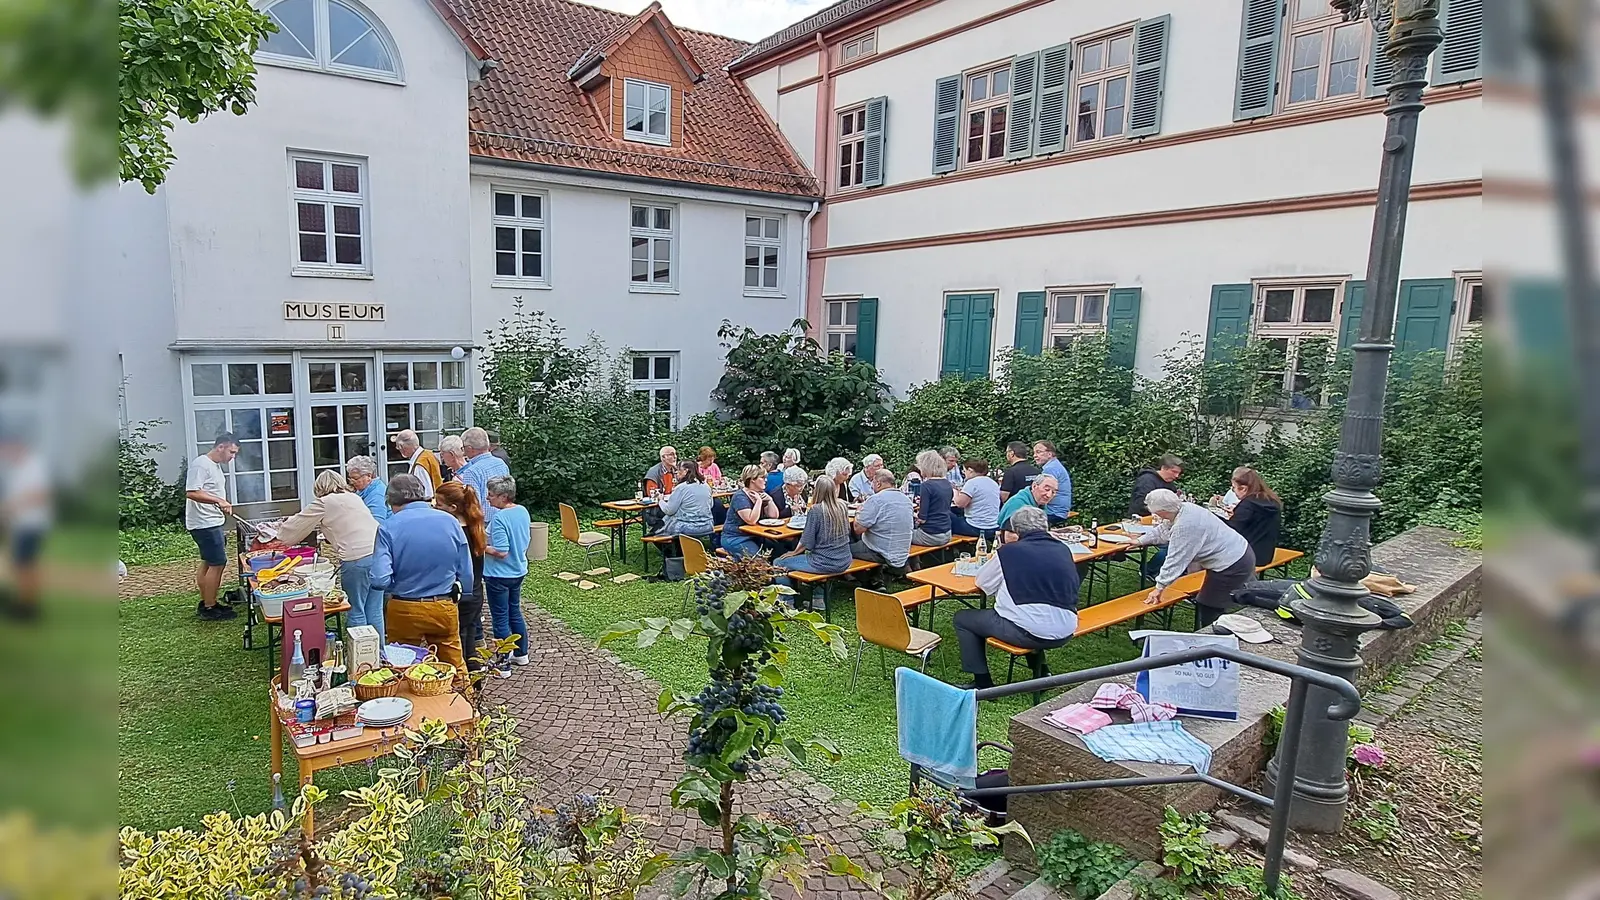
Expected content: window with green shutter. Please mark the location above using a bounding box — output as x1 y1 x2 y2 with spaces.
860 96 887 187
931 75 962 174
1005 53 1039 160
1433 0 1484 85
941 293 995 380
1234 0 1282 119
1033 45 1071 155
1107 287 1142 369
1394 278 1455 354
1127 15 1171 137
1013 291 1046 356
1044 286 1110 350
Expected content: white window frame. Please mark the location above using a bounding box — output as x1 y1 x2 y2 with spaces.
379 355 470 479
1251 278 1346 411
256 0 404 84
289 151 371 278
841 31 877 63
491 187 550 288
623 78 672 145
183 355 303 514
1281 0 1368 110
629 352 680 430
743 213 783 296
961 61 1012 169
836 104 868 190
629 202 677 293
1071 25 1135 146
1045 285 1112 349
1452 273 1484 353
824 298 860 358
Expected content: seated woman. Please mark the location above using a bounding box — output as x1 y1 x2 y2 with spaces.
1135 488 1255 629
911 449 953 547
273 470 384 641
658 460 715 551
768 464 809 518
697 447 723 483
951 458 1001 543
773 476 852 587
952 507 1079 689
1225 467 1282 568
723 464 781 559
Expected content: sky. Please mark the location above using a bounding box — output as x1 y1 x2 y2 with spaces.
582 0 839 42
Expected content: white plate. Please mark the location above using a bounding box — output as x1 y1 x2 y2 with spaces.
758 518 786 526
357 696 413 725
1096 533 1133 545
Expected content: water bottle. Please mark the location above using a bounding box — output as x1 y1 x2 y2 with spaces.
975 534 989 560
1089 518 1099 549
288 630 306 686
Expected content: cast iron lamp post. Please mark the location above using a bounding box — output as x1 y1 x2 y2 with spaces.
1265 0 1442 833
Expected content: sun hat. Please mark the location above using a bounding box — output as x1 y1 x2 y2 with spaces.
1214 613 1274 644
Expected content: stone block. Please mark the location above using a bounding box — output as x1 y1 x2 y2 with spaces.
1095 862 1165 900
1203 828 1240 851
1322 868 1402 900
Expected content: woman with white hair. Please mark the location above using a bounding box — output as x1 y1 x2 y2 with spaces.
822 457 853 495
1135 488 1255 628
768 464 811 519
911 449 953 547
344 455 388 520
274 469 387 640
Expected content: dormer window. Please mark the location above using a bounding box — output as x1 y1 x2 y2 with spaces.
624 79 671 144
258 0 401 82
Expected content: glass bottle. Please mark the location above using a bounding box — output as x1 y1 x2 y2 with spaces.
287 630 306 686
1089 518 1099 549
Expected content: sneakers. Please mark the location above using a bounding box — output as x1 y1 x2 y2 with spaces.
511 654 530 666
197 602 237 620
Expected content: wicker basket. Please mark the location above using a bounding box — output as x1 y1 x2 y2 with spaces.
351 664 403 701
403 649 455 697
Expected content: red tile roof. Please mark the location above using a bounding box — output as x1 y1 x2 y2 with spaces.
441 0 820 198
567 1 703 83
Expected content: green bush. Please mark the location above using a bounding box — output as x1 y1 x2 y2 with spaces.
711 319 893 465
119 417 184 530
1037 828 1137 898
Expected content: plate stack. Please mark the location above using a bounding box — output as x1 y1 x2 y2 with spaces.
356 696 414 728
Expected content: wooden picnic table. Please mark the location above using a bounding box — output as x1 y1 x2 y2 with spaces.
602 490 736 563
738 508 862 543
270 686 474 835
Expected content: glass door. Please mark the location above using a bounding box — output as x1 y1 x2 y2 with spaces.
379 356 470 479
304 358 378 482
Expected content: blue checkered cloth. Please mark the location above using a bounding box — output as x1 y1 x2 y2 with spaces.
1078 721 1213 773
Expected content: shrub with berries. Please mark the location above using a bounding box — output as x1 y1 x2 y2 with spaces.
603 558 854 899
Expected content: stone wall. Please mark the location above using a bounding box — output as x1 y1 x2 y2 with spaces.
1003 526 1481 862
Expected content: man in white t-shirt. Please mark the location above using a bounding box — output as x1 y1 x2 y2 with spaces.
186 433 239 620
0 437 51 620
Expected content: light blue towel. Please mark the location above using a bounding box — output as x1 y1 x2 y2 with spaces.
1079 721 1214 774
895 667 977 784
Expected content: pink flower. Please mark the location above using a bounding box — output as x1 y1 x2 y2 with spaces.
1351 743 1387 768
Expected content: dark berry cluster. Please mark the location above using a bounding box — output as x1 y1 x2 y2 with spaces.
686 662 787 773
722 605 770 654
691 572 732 616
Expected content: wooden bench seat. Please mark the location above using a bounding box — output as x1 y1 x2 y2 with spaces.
892 584 938 609
642 524 723 545
1257 547 1304 574
787 558 880 622
1073 570 1208 636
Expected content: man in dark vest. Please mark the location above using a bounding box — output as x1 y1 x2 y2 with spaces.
953 506 1080 689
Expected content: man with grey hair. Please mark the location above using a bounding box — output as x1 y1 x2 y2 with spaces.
371 473 473 682
822 457 853 493
940 446 965 488
393 429 440 500
953 505 1079 689
852 468 912 569
849 453 883 502
761 451 783 493
455 426 511 525
345 455 388 520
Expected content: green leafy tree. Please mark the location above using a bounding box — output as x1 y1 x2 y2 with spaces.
119 0 275 191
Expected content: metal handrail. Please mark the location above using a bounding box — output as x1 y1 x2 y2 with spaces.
916 645 1359 899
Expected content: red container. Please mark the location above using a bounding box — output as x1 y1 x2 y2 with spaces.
279 595 327 690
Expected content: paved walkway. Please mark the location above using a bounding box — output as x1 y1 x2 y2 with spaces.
482 605 891 900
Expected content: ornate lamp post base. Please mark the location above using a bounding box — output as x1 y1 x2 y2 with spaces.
1264 0 1441 834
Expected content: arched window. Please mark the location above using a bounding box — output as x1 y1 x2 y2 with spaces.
258 0 402 81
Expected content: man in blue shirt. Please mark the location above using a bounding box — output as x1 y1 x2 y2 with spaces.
345 455 388 520
371 474 474 682
455 427 512 524
1031 441 1074 526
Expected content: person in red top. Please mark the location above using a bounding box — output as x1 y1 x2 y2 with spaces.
643 446 678 495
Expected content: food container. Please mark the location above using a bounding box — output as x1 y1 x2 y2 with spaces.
295 699 316 724
347 626 381 671
255 579 311 618
403 654 455 697
299 561 337 596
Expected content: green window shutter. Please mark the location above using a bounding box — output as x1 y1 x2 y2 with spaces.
1234 0 1282 120
965 294 995 378
1006 53 1041 160
941 294 971 377
861 96 888 187
1128 15 1171 137
1107 287 1143 369
855 298 879 365
1033 45 1072 155
1434 0 1484 85
1394 278 1455 353
1366 7 1395 97
932 75 962 174
1205 283 1253 361
1511 277 1571 374
1338 280 1366 350
1014 291 1046 355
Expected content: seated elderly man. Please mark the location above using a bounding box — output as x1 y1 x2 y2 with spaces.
996 474 1059 542
644 446 678 495
953 506 1080 689
370 474 475 684
345 455 388 520
852 468 913 570
848 453 883 501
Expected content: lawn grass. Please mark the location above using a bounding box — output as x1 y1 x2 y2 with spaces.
117 517 1222 830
